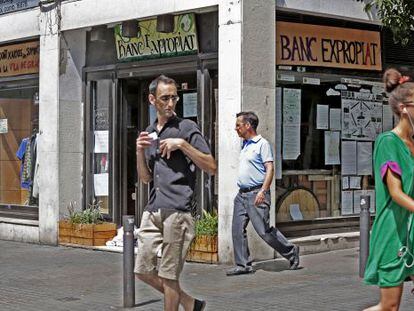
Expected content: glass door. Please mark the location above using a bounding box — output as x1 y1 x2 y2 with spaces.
85 77 119 223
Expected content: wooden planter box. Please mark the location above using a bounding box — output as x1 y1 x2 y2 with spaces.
187 235 218 263
58 221 117 246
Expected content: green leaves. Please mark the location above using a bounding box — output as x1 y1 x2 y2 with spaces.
66 200 104 224
365 0 414 46
195 209 218 236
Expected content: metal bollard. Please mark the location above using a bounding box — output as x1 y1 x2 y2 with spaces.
359 195 370 278
123 215 135 308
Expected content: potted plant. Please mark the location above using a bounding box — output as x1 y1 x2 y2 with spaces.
187 209 218 263
58 200 117 246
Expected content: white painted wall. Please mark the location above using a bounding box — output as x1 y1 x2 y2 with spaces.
241 0 276 261
38 8 60 245
218 0 277 264
0 221 39 243
59 29 86 216
276 0 379 23
218 0 242 264
60 0 219 31
0 8 39 42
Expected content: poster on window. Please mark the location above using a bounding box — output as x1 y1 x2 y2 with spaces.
0 118 7 133
341 91 383 141
341 190 354 215
357 142 373 175
183 92 197 117
324 131 340 165
94 130 109 153
341 140 357 175
316 105 329 129
283 88 301 160
94 173 109 196
275 87 282 179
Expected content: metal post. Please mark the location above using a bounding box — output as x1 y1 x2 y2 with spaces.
359 195 370 278
123 215 135 308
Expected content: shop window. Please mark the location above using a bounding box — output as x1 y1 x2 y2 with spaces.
276 71 382 222
0 87 39 207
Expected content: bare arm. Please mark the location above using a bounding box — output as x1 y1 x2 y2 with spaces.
262 161 274 191
159 138 217 175
254 161 274 206
136 132 153 184
385 169 414 212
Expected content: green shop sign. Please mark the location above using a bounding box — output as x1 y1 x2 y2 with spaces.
115 13 198 62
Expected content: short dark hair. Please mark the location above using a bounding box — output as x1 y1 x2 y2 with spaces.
236 111 259 131
149 75 177 95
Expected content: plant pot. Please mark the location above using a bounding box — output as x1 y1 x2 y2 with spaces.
58 221 117 246
187 234 218 263
58 220 72 244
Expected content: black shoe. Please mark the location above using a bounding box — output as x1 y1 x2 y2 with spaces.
193 299 206 311
226 266 254 276
289 245 300 270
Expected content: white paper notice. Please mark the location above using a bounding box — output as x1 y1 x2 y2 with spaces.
289 204 304 221
183 93 197 117
342 176 349 190
382 104 394 132
94 130 109 153
341 141 357 175
303 77 320 85
0 118 7 133
316 105 329 129
276 87 282 179
357 142 372 175
353 190 362 214
283 88 301 160
349 176 361 189
341 190 354 215
94 173 109 196
283 126 300 160
329 109 341 130
278 74 295 82
283 88 301 125
341 91 383 141
324 131 340 165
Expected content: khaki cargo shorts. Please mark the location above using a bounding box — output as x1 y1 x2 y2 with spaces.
134 209 195 280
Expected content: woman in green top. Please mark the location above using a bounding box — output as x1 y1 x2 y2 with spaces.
364 68 414 311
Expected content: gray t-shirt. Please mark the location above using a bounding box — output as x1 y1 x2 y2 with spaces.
144 116 211 212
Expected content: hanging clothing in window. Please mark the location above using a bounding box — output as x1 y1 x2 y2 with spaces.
16 137 31 190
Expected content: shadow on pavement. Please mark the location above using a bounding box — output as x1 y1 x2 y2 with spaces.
253 260 305 272
134 298 162 308
254 260 289 272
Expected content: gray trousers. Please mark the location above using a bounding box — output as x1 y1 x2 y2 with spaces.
232 189 295 267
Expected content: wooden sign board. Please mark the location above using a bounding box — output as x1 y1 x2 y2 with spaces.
0 41 39 77
115 13 198 62
276 22 382 71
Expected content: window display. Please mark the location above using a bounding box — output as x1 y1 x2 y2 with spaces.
0 87 39 206
276 71 382 221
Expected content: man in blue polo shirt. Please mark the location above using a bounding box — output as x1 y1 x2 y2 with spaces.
226 111 300 276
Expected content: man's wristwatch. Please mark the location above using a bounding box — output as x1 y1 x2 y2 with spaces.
259 188 267 193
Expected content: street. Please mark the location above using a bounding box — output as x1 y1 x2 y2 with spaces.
0 240 412 310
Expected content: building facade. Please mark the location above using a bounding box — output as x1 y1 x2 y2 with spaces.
0 0 401 264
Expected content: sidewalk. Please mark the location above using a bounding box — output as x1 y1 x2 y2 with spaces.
0 240 412 311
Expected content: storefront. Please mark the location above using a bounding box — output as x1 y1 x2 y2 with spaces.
274 13 391 237
0 40 39 221
82 12 218 226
